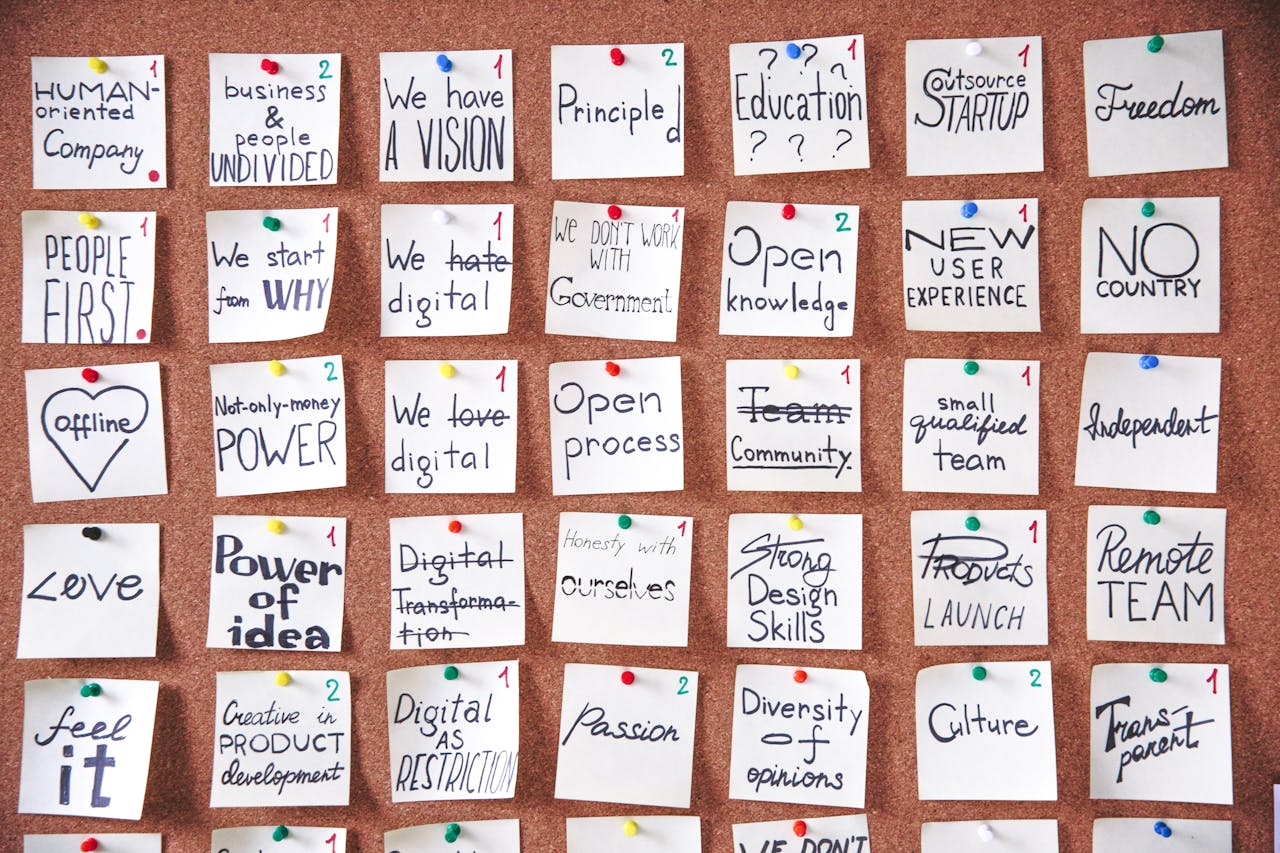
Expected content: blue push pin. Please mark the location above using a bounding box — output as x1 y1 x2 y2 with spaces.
436 54 453 73
1153 821 1172 838
785 43 801 59
961 201 979 219
1139 355 1160 370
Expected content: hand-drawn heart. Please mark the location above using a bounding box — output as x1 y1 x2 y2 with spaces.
41 385 149 493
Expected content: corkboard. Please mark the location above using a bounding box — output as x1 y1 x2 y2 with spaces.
2 0 1279 849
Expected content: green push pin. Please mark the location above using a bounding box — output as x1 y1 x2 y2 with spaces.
444 665 460 681
80 682 102 697
1143 509 1161 525
964 516 980 532
972 665 988 682
1147 34 1164 53
963 360 979 376
444 823 461 843
618 514 632 530
1141 201 1156 218
272 826 289 842
1149 667 1168 683
262 216 282 232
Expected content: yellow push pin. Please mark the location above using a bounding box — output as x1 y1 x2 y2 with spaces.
268 359 285 377
439 362 456 378
784 364 800 380
788 515 803 531
88 57 108 74
78 212 100 230
266 518 286 535
622 820 639 837
275 671 291 686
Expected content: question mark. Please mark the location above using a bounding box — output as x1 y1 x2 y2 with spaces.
833 129 853 157
801 43 818 66
829 62 847 80
757 47 778 71
789 133 805 160
749 129 767 159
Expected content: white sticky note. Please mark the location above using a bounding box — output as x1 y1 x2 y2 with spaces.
903 199 1040 332
209 53 341 186
912 510 1047 647
210 355 346 496
1093 818 1230 851
1075 353 1220 493
730 664 868 808
545 200 684 342
916 661 1057 800
734 815 871 852
905 37 1044 175
727 513 862 650
903 358 1039 495
211 827 346 852
380 203 513 336
1091 663 1231 804
207 516 346 652
20 678 158 819
550 43 684 179
206 208 337 342
22 210 157 344
385 820 520 853
1084 30 1228 176
556 663 698 808
923 820 1058 851
726 359 861 491
25 835 161 853
379 49 514 181
566 816 700 852
1086 506 1225 644
553 512 692 647
19 523 159 659
386 661 519 802
385 359 517 494
211 670 350 807
720 201 858 337
389 513 525 650
25 361 168 503
729 35 870 175
1080 198 1220 333
32 55 167 189
548 357 684 495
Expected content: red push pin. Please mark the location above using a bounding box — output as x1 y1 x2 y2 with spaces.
607 204 622 221
448 519 463 534
147 169 159 182
781 203 797 220
792 821 807 838
81 840 99 853
605 361 622 376
261 58 280 75
609 47 625 66
81 367 100 384
793 669 808 683
620 670 636 685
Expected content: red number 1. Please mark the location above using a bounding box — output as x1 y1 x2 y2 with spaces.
1018 44 1030 67
1207 667 1218 694
498 666 510 688
1021 365 1031 386
326 526 336 547
150 59 158 78
841 365 851 384
495 365 507 392
140 217 148 237
848 38 857 61
322 213 330 233
677 520 687 537
1028 520 1038 543
493 210 503 241
493 54 503 79
324 834 337 853
1018 203 1028 223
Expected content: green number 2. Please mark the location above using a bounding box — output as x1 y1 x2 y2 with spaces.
1029 669 1042 687
835 212 851 232
661 48 677 66
676 676 689 695
324 361 337 381
319 59 332 79
325 678 340 701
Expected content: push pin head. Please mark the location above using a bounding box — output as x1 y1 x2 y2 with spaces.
78 212 100 229
436 54 453 73
784 364 800 380
1149 667 1168 683
977 823 995 842
262 215 282 231
81 367 100 383
792 820 807 837
439 362 456 378
781 203 797 220
793 669 808 683
1147 35 1165 54
267 518 286 535
444 823 461 843
1141 201 1156 218
80 682 102 697
607 204 622 220
433 208 451 225
788 515 803 531
963 360 979 375
1153 821 1172 837
88 57 108 74
618 514 633 530
964 516 980 531
448 519 463 534
785 43 802 59
605 361 622 376
965 41 983 57
961 201 979 219
82 526 103 541
272 825 289 842
261 58 280 74
1138 355 1160 370
972 665 988 681
1143 509 1161 525
268 359 286 376
80 839 99 853
610 47 625 66
620 670 636 685
444 665 460 681
622 819 639 837
275 671 291 686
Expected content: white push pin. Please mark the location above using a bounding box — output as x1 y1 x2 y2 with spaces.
432 208 451 225
976 823 995 842
965 41 983 57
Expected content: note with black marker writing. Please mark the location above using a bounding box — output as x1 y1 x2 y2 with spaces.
923 820 1058 851
734 814 870 852
730 35 869 175
212 826 345 852
1093 818 1230 851
385 820 520 853
31 55 166 189
25 835 161 853
22 210 156 344
25 361 168 503
19 523 159 659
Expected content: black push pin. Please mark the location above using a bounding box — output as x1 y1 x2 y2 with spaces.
82 526 102 541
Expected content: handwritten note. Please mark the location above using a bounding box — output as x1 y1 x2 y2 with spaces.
726 359 861 491
381 203 513 336
553 512 692 647
207 516 346 652
729 35 869 175
386 661 519 802
720 201 858 337
912 510 1048 646
923 820 1058 851
19 523 159 659
20 678 158 819
546 200 684 342
1084 30 1228 176
25 835 161 853
566 816 700 852
380 50 513 181
1091 663 1231 804
916 661 1057 800
902 358 1039 495
1080 197 1220 333
386 820 520 852
1074 353 1220 493
211 827 345 852
730 664 868 807
207 208 336 342
734 815 870 852
903 199 1040 332
727 513 862 650
389 513 525 650
22 210 156 344
548 357 684 495
1093 818 1230 851
550 43 683 179
385 359 516 493
209 53 341 186
905 37 1044 175
210 356 346 496
32 55 166 189
25 361 167 503
556 663 697 808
